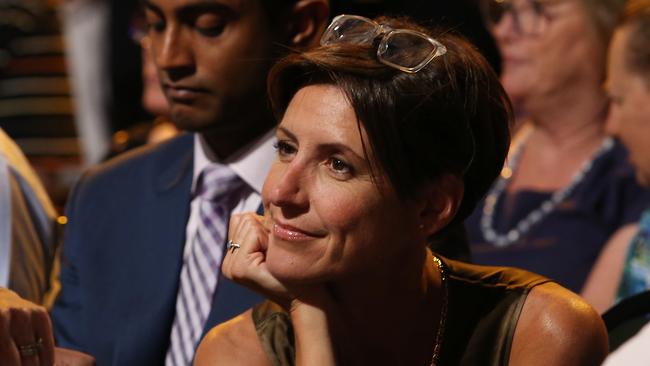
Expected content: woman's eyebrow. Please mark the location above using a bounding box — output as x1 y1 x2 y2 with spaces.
277 126 297 142
318 142 365 162
277 126 366 161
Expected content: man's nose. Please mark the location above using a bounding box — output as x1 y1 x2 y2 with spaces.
153 27 195 80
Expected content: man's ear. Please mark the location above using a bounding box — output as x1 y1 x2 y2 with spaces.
418 174 464 238
286 0 330 49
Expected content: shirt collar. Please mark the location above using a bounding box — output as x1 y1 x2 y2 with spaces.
192 130 276 194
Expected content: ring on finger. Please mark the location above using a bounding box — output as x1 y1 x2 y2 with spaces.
226 240 241 253
18 337 43 357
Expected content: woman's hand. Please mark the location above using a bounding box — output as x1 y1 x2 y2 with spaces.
54 348 96 366
222 213 339 365
222 213 290 305
0 288 54 366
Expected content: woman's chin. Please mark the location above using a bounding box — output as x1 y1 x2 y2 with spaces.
500 78 530 105
265 244 329 285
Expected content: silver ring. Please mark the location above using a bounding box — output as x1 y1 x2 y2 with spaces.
18 337 43 357
226 240 240 253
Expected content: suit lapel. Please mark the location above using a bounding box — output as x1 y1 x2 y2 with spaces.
116 135 264 363
114 135 194 365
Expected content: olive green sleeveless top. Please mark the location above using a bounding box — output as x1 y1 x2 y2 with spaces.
252 256 552 366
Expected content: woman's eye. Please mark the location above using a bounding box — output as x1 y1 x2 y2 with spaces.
274 141 297 157
531 0 545 16
328 157 353 175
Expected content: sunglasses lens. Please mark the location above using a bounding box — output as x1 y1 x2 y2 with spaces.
380 31 437 70
321 16 377 46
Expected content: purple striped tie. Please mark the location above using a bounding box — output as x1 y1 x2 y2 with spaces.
165 165 245 366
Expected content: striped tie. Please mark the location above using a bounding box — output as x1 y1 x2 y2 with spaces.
165 165 245 366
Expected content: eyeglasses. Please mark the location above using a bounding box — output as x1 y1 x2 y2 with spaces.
320 14 447 74
481 0 551 35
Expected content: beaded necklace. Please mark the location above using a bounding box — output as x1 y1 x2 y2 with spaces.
480 134 615 247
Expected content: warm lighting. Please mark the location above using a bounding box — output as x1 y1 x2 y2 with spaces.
57 216 68 225
113 130 129 145
501 166 513 179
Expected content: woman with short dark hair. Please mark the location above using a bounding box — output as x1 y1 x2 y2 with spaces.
195 15 607 366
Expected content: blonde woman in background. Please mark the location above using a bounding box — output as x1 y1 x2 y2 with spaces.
466 0 650 302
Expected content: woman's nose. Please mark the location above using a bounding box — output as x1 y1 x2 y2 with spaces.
604 107 621 137
268 162 310 211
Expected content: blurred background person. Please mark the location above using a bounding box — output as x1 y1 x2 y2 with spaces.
0 128 59 307
586 0 650 314
600 0 650 353
466 0 650 299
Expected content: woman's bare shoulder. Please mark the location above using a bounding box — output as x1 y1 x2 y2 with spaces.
194 309 273 366
509 282 608 366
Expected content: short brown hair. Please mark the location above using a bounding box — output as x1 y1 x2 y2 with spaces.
268 16 512 230
618 0 650 85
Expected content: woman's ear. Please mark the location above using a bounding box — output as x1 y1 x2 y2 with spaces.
286 0 330 49
417 174 464 238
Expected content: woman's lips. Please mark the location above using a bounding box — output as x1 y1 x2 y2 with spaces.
272 222 323 241
501 53 527 66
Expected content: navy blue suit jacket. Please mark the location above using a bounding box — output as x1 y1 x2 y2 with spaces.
51 134 263 365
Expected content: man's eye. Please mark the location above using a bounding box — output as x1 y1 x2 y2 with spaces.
195 15 226 37
144 11 164 32
197 24 225 37
147 21 165 32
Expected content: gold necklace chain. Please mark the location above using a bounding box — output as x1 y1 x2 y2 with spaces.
430 255 448 366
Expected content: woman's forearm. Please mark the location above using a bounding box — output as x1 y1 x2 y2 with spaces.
291 297 337 366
